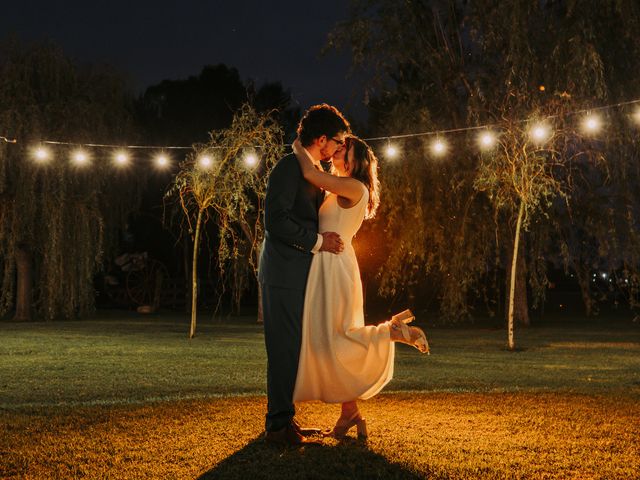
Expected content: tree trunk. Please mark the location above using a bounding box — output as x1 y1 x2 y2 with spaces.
189 209 204 339
507 202 525 351
14 244 33 322
574 263 596 316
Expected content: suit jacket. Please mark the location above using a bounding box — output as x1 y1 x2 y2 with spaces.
258 153 323 289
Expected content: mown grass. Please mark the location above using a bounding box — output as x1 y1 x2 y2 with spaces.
0 312 638 408
0 313 638 479
1 393 638 479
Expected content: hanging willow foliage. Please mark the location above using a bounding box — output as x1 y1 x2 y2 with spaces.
166 104 283 336
0 39 141 321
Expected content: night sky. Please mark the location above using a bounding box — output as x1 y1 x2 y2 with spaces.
1 1 366 120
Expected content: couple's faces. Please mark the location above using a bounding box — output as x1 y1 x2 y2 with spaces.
319 132 347 161
332 143 354 177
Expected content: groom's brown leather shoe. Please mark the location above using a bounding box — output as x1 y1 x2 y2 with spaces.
292 417 322 437
264 422 322 446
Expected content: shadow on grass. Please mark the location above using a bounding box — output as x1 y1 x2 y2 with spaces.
198 435 423 479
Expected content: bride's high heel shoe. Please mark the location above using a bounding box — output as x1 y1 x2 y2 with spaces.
325 410 368 440
390 309 430 354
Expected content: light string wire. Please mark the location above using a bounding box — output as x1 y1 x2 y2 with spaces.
2 98 640 150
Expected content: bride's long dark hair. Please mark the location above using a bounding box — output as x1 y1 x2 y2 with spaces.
344 136 380 219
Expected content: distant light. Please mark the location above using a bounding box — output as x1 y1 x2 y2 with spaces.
539 85 545 92
34 146 50 162
478 131 496 150
155 154 170 168
114 151 129 166
582 114 601 134
72 150 89 165
244 153 258 168
385 144 399 159
198 155 213 169
632 107 640 126
601 272 608 279
431 139 447 156
530 123 551 144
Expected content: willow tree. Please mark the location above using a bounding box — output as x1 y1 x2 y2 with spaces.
330 0 640 326
0 39 139 321
167 104 283 338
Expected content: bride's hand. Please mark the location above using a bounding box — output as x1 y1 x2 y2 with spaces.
292 137 314 174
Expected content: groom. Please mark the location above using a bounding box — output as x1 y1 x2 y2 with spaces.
259 104 351 445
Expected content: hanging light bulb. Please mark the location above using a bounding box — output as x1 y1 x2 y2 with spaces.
529 122 551 144
582 113 602 134
33 146 51 163
155 153 170 168
385 142 399 159
114 151 129 166
478 131 497 150
431 138 447 156
198 155 213 169
244 152 258 168
72 149 89 165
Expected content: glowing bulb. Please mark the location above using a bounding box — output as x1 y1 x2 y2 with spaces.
198 155 213 169
114 151 129 165
385 144 399 159
431 139 447 156
155 154 169 168
478 131 496 150
582 114 601 134
34 146 50 162
244 153 258 168
72 150 89 165
530 123 551 143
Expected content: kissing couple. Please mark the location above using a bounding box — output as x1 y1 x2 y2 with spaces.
258 104 429 446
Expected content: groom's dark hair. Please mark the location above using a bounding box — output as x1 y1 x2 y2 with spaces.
297 104 351 147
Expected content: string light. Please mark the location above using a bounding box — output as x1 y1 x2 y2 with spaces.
72 150 89 165
385 143 399 159
198 155 213 169
431 138 447 156
155 153 170 169
33 146 51 162
478 131 497 150
582 113 602 134
529 123 551 144
244 152 258 168
4 98 640 169
114 151 129 166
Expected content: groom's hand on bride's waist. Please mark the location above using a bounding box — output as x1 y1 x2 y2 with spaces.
319 232 344 254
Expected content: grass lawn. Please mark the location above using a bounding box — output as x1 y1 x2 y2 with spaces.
0 312 639 479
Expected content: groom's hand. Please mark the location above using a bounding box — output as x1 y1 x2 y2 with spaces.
320 232 344 254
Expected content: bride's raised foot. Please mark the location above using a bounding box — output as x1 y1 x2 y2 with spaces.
389 312 430 354
325 411 368 440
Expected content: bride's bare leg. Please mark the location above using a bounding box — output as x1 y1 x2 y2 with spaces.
340 400 358 419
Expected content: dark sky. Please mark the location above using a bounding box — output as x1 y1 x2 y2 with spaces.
1 0 367 120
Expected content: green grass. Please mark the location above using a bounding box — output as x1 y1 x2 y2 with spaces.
0 312 638 408
1 313 639 479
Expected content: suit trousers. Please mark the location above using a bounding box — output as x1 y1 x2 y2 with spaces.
261 283 305 432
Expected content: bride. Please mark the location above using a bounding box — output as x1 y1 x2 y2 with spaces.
291 135 429 440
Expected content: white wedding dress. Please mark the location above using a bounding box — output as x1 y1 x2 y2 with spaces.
293 189 395 403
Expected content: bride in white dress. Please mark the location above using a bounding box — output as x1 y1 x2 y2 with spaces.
291 135 429 440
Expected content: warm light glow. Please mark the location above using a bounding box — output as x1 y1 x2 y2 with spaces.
529 123 551 143
114 151 129 166
72 150 89 165
431 139 447 156
385 144 399 159
198 155 213 169
632 107 640 125
155 154 170 168
582 114 601 134
244 153 258 168
478 131 496 150
34 146 50 162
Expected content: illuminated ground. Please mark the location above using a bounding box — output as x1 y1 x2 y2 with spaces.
0 314 638 478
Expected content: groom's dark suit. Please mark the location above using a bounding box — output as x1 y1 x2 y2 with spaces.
258 153 323 432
